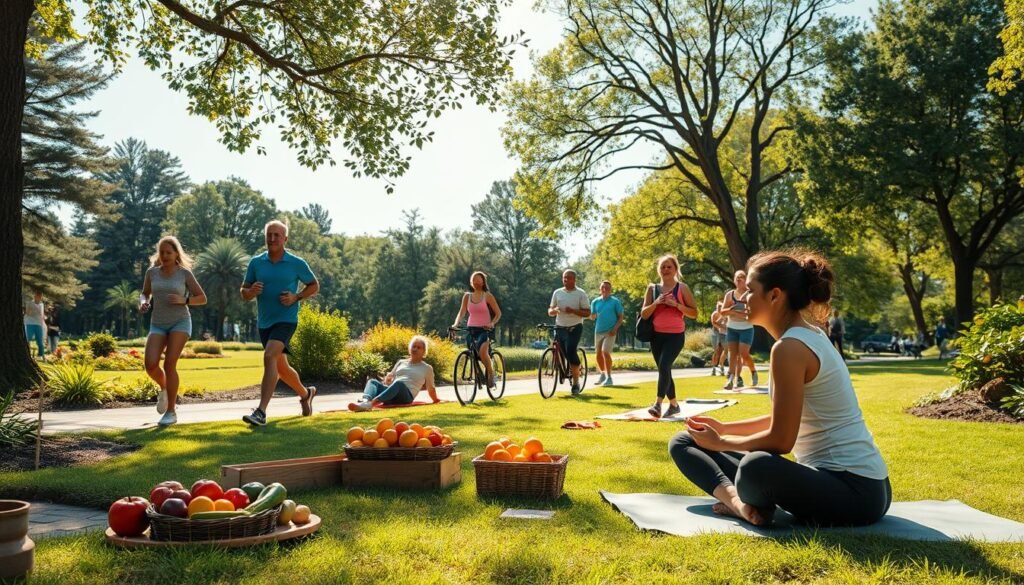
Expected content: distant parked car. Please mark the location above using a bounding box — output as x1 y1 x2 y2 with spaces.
860 334 892 353
530 340 548 349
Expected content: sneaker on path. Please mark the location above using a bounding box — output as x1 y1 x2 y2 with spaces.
710 367 718 376
751 371 759 387
570 383 582 395
242 408 267 426
723 376 734 391
603 376 614 386
663 403 681 418
300 386 317 416
737 376 745 388
156 389 167 414
157 411 177 427
596 373 607 385
647 402 662 418
347 400 373 412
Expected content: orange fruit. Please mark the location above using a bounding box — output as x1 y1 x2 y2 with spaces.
214 499 235 511
399 430 419 448
347 426 364 444
416 438 432 448
362 430 380 445
523 437 544 456
376 418 395 435
382 428 399 446
410 423 427 438
491 449 513 461
441 435 453 445
372 438 389 448
532 452 553 463
484 441 504 460
187 496 215 517
394 422 410 436
506 444 522 457
349 440 365 448
498 437 512 448
513 452 530 462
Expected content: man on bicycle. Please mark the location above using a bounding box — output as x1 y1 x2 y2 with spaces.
548 269 590 394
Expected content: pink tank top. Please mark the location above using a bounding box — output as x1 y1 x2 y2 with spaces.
652 284 685 334
467 293 490 327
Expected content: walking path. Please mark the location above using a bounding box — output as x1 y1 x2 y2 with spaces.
26 501 108 539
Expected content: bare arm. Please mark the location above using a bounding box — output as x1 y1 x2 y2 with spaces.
640 285 658 318
452 293 468 327
425 368 439 402
486 293 502 328
185 271 207 306
676 283 698 319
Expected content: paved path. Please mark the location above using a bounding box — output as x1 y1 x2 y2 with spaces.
26 501 108 539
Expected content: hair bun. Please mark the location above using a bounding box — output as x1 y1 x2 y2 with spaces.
800 254 834 304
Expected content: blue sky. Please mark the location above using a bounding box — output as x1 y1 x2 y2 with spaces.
72 1 876 255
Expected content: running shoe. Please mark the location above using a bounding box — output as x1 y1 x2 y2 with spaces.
751 371 759 387
663 403 681 418
596 373 607 385
156 388 168 414
647 402 662 418
571 383 582 395
602 376 614 386
242 408 267 426
723 376 734 391
300 386 317 416
710 367 718 376
737 376 745 388
347 399 374 412
157 411 177 427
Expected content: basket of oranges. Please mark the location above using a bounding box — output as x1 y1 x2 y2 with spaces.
472 437 567 499
344 418 456 461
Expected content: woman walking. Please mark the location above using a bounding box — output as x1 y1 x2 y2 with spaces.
451 271 502 389
640 255 698 418
668 249 890 527
709 302 728 376
721 270 758 389
140 236 206 426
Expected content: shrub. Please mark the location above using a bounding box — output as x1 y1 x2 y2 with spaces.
47 364 110 405
221 341 264 351
949 303 1024 392
362 321 458 383
684 328 713 353
1000 384 1024 418
290 305 350 379
339 348 389 387
0 391 39 448
83 332 118 358
108 377 160 402
189 341 223 355
611 351 700 371
92 353 144 371
119 337 148 348
497 348 543 373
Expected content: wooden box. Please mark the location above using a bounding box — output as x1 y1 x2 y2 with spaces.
221 455 346 490
341 453 462 490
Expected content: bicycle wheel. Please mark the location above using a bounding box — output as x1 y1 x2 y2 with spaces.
453 351 477 405
487 351 506 400
538 348 558 398
577 349 589 391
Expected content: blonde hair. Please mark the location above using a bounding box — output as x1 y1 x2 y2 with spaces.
409 335 430 356
150 236 193 270
657 254 680 279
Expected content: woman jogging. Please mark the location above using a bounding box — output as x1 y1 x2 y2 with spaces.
639 255 698 418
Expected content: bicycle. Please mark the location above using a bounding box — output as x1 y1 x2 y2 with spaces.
535 324 588 398
449 326 506 405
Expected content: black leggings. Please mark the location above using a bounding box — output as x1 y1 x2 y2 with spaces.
668 432 891 526
650 331 684 400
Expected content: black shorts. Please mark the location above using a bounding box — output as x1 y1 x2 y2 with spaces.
555 324 583 366
466 327 493 351
259 322 298 354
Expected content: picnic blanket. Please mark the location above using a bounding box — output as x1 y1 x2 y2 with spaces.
713 386 769 395
561 420 602 430
600 491 1024 542
596 399 735 422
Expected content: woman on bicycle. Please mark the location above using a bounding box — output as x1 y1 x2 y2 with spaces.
451 271 502 389
722 270 758 389
640 255 698 418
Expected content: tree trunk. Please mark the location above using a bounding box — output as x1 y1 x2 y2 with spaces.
983 266 1003 305
898 266 929 338
952 258 977 332
0 1 40 392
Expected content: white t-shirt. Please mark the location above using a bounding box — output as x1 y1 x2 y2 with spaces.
23 298 45 327
770 326 888 480
390 359 434 399
550 287 589 327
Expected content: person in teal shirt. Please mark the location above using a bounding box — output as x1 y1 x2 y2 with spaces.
239 220 320 426
589 280 624 386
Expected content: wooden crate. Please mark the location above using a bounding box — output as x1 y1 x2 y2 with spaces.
221 455 345 490
341 453 462 490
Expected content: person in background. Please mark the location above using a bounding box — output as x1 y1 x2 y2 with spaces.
709 302 728 376
46 303 62 354
827 309 845 358
590 280 624 386
640 255 698 417
348 336 440 411
548 269 590 395
721 271 758 389
935 317 949 359
23 290 46 359
451 271 502 390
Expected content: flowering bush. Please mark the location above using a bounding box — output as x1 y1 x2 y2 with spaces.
949 303 1024 391
362 321 457 382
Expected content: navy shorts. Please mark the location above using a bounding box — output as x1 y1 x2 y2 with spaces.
466 327 492 351
259 322 298 354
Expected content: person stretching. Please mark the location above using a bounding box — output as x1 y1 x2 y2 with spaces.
349 336 440 411
668 249 890 527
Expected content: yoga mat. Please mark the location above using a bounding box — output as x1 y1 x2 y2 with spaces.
596 399 736 422
600 491 1024 542
713 386 769 395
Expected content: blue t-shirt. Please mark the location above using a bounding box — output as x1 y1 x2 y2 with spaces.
243 250 316 329
590 295 624 333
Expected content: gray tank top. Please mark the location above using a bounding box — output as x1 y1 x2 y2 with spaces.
148 266 193 326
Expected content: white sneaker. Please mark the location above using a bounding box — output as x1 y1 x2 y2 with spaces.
158 411 177 426
347 399 374 412
596 373 607 385
156 389 168 414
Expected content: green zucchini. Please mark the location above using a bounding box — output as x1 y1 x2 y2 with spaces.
190 510 251 520
244 482 287 514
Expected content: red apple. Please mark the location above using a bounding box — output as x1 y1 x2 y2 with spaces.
149 486 174 509
222 488 250 510
191 479 224 502
427 430 443 446
159 498 188 518
170 489 192 505
155 480 184 491
108 496 150 537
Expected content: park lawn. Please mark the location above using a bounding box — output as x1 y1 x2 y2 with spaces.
6 361 1022 584
93 351 264 392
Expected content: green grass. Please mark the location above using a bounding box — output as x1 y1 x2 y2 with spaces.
93 351 264 391
3 361 1022 583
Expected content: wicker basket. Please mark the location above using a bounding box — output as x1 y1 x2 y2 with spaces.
146 504 281 542
472 454 569 499
344 443 456 461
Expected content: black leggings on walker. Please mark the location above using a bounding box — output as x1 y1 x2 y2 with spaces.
668 432 891 526
650 331 684 400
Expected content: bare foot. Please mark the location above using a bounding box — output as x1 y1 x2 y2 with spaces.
712 487 769 526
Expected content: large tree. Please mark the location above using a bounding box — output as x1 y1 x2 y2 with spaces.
1 1 517 390
163 177 277 254
370 210 441 328
797 0 1024 329
503 0 843 270
194 237 249 341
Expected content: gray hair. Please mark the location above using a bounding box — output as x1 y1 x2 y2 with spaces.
264 220 289 237
409 335 430 356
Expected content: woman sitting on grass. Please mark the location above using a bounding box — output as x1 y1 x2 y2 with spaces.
668 249 890 527
348 336 440 411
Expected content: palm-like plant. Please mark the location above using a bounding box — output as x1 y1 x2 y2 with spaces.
195 238 250 340
104 281 140 338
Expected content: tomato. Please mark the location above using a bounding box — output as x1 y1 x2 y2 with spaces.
108 496 150 537
222 488 250 509
190 479 225 502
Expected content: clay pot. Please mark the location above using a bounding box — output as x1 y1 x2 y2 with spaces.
0 500 34 579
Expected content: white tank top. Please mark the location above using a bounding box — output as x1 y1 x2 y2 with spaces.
769 326 888 480
726 290 753 330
